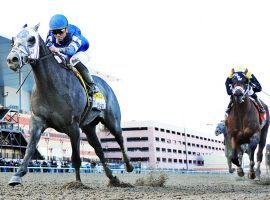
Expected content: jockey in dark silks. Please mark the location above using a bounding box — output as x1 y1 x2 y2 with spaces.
46 14 99 93
225 66 265 113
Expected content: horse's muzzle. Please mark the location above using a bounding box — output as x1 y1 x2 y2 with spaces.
7 52 20 71
233 86 244 97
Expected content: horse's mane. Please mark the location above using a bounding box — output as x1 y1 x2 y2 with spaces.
38 35 50 56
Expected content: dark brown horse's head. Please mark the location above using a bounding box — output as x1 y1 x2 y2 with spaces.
231 71 249 104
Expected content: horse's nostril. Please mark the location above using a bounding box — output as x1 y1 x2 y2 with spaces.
7 58 12 64
12 57 19 63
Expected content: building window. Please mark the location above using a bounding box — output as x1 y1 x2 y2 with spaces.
155 137 159 141
160 129 165 132
100 138 116 143
179 159 183 163
162 148 166 152
187 134 190 137
167 139 171 143
166 130 170 133
167 149 172 153
162 158 167 162
187 143 191 146
157 157 160 162
174 159 177 163
177 132 180 135
173 149 177 153
127 137 148 142
127 147 149 152
155 127 159 131
178 150 182 154
156 147 160 151
172 131 176 134
161 138 165 142
122 127 148 131
168 158 172 163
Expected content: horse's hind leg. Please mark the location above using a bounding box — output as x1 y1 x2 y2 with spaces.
68 123 82 182
103 120 133 172
9 115 46 186
82 124 119 184
256 126 268 178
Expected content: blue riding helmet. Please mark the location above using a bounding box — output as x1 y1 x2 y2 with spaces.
49 14 68 30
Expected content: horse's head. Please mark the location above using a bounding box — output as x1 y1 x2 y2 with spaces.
6 23 40 71
231 70 249 104
215 121 226 136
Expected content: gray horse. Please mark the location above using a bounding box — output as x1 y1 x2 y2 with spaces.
265 144 270 174
6 24 133 186
215 121 250 174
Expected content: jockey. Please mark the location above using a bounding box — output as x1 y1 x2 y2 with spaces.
46 14 99 93
225 66 265 113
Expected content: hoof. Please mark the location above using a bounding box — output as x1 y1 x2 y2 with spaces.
237 168 245 177
8 176 22 186
255 169 261 179
229 168 236 173
126 163 134 173
248 171 256 179
108 176 121 186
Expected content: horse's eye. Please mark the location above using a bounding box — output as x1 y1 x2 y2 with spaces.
27 36 36 46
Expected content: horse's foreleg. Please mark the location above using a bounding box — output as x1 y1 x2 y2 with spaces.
248 149 256 179
236 148 244 177
9 115 46 186
231 136 241 167
68 123 82 182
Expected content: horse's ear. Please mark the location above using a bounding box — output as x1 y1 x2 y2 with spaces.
33 23 40 31
22 24 28 28
232 68 235 74
244 68 248 74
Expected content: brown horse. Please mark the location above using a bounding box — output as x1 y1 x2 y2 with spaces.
226 71 269 179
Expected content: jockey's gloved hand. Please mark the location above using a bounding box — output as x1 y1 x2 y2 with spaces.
49 45 60 53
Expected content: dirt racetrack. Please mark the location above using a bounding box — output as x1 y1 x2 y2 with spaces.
0 172 270 200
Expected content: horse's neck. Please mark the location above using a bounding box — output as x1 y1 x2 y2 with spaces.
31 38 59 91
234 96 251 113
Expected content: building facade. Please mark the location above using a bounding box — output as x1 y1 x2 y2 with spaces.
98 121 224 169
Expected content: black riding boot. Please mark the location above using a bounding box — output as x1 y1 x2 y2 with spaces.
74 62 99 93
252 95 265 113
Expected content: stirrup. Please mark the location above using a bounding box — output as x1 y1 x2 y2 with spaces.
90 84 99 93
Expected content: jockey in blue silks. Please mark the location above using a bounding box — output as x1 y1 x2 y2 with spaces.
46 14 98 93
225 66 265 113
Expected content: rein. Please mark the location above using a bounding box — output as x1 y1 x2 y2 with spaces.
16 52 53 94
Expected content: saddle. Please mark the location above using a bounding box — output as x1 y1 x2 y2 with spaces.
250 98 266 123
53 53 106 110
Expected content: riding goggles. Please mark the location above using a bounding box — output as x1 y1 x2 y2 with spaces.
52 28 66 35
